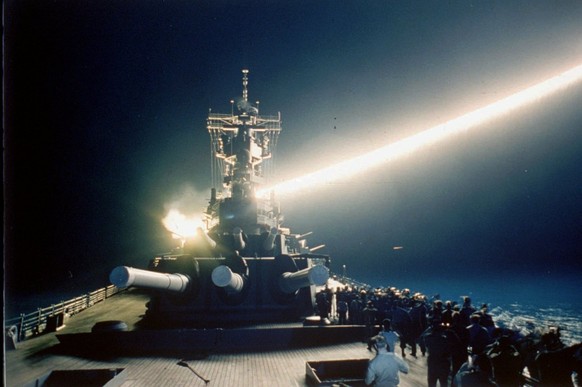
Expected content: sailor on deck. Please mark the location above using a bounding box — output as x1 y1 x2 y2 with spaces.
379 319 400 354
366 335 409 387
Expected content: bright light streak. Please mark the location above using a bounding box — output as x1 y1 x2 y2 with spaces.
162 209 203 239
258 64 582 198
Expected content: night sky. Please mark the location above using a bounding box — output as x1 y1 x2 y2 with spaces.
5 1 582 307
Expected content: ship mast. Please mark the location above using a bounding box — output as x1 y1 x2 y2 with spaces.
206 70 282 234
242 69 249 104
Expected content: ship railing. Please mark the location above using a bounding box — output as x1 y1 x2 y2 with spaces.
207 112 282 131
329 272 371 290
208 111 281 122
5 285 123 343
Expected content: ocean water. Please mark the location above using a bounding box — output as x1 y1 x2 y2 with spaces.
490 302 581 346
355 273 582 346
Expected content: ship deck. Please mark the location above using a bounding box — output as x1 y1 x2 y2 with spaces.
6 289 429 386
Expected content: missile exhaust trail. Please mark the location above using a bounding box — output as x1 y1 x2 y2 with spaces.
258 63 582 198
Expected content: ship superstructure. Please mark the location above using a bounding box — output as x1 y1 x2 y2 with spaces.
204 69 283 248
109 70 330 327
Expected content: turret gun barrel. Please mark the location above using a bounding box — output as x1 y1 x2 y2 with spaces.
232 227 246 251
262 227 278 251
109 266 190 293
278 265 329 294
197 227 217 249
211 265 245 294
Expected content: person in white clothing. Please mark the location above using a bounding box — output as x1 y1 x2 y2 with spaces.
379 319 400 353
366 335 409 387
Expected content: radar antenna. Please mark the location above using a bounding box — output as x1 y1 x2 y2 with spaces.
242 69 249 103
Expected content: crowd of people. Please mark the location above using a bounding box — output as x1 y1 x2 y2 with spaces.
314 283 582 386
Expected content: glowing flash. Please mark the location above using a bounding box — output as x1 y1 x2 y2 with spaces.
259 64 582 198
162 209 204 239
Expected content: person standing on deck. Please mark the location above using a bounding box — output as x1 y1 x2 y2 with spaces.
478 304 495 336
442 301 454 326
379 319 400 354
467 314 492 356
486 335 523 387
337 298 348 325
453 354 496 387
336 286 349 325
443 321 466 379
459 296 476 328
316 289 330 324
366 335 409 387
350 295 363 324
409 298 428 357
422 320 453 387
363 300 379 342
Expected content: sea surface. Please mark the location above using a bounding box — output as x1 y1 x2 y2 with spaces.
491 302 581 346
357 273 582 346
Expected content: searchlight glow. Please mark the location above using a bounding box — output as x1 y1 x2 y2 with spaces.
258 64 582 198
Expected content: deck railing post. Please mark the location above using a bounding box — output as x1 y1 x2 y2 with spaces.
18 313 25 341
36 308 42 336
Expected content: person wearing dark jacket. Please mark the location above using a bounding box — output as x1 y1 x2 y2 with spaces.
486 335 523 387
454 354 496 387
466 314 492 355
422 321 452 387
459 296 476 328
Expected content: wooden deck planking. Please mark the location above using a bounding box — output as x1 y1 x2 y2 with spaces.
9 340 429 386
6 290 430 386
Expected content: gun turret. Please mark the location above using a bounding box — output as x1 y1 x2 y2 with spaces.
278 265 329 294
109 266 191 293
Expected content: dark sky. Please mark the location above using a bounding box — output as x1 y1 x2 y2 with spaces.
4 1 582 304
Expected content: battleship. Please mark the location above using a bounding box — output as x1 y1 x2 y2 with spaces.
5 70 580 387
5 69 391 386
